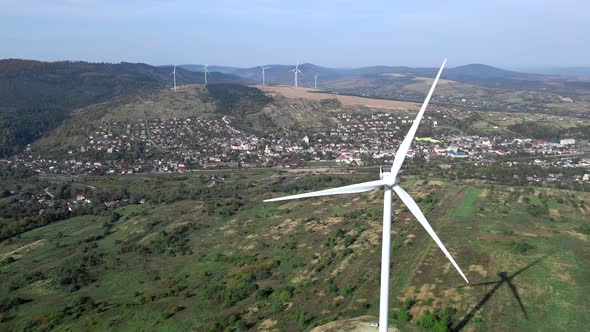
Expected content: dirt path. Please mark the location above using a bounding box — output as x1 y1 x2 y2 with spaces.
1 239 46 259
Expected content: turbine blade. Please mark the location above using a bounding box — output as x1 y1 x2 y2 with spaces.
176 73 184 80
463 280 499 287
510 257 544 279
507 280 528 319
390 58 446 178
393 184 469 283
264 179 387 202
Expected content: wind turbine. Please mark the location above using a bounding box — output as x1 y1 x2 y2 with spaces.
264 59 468 332
260 65 271 85
290 62 302 87
314 74 319 89
204 64 210 85
170 65 183 92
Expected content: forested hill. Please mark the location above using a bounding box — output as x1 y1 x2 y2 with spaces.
0 59 246 157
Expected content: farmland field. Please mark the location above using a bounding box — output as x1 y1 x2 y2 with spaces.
257 85 420 111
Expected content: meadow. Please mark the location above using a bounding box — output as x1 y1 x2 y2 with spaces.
0 170 588 331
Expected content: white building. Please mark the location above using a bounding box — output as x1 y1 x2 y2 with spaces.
560 139 576 146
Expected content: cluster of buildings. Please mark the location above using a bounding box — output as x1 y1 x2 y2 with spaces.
1 112 588 183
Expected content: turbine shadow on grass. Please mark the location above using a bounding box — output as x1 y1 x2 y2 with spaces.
452 257 544 331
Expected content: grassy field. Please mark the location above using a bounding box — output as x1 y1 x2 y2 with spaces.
0 171 589 331
453 188 482 218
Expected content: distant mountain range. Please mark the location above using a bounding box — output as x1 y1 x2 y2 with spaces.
521 67 590 78
179 63 544 88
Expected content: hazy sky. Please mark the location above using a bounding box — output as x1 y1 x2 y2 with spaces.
1 0 589 68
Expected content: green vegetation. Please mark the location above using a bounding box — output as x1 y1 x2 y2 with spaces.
454 188 481 217
507 122 562 140
206 84 272 117
418 307 456 332
0 60 244 156
0 171 588 331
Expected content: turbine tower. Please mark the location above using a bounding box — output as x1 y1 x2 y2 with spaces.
289 62 302 87
264 59 468 332
314 74 319 89
204 64 210 85
260 65 271 85
170 65 183 92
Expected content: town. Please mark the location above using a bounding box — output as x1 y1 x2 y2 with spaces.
2 111 589 187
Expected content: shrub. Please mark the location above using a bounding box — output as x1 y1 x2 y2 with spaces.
255 287 273 299
340 248 353 258
222 281 258 306
0 297 30 313
579 224 590 235
510 240 535 255
162 305 184 319
296 311 315 330
418 307 456 332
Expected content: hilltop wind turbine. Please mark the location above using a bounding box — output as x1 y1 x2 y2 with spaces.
264 59 468 332
260 65 271 85
290 62 302 87
314 74 319 89
203 65 210 85
170 65 183 92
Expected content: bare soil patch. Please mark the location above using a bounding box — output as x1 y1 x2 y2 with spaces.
257 85 419 111
311 315 400 332
468 264 488 277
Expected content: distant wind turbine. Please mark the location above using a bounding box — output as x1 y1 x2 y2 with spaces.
264 59 468 332
314 74 319 89
290 62 302 87
170 65 184 92
204 65 210 85
260 65 271 85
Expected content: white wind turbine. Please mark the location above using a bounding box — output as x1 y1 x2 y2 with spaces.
264 59 468 332
260 65 271 85
170 65 184 92
204 64 210 85
314 74 319 89
290 62 302 87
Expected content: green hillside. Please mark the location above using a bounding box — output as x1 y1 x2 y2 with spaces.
0 60 245 157
28 84 364 159
0 171 588 331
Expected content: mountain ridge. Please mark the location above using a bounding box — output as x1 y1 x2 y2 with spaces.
179 62 542 88
0 59 247 156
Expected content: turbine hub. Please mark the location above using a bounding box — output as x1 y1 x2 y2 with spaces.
380 171 396 187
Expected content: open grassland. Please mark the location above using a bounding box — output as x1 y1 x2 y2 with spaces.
104 85 217 122
0 171 589 331
453 188 482 218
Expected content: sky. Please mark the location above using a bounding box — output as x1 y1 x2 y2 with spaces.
1 0 589 69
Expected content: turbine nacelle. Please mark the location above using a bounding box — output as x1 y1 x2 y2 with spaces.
379 168 396 187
